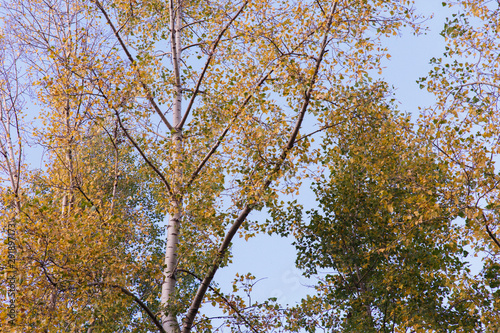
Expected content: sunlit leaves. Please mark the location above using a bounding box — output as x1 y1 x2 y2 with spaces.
0 0 430 331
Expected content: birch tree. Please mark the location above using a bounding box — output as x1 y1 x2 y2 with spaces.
1 0 422 332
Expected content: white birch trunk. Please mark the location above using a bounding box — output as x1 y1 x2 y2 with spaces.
161 0 183 331
61 101 74 216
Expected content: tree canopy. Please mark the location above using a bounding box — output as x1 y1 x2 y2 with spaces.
1 0 499 332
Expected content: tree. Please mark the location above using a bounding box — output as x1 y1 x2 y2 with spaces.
0 0 435 332
2 2 166 331
0 25 26 328
282 83 479 332
420 1 500 330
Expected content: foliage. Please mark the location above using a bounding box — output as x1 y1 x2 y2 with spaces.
419 1 500 330
287 84 479 332
1 0 500 332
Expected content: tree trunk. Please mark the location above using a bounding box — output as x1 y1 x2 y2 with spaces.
161 0 183 331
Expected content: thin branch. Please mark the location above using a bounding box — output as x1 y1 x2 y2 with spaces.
279 3 338 153
113 107 174 196
315 0 326 15
178 1 249 129
185 70 272 188
74 183 104 219
181 19 207 31
486 224 500 250
92 81 174 197
181 42 206 52
181 3 339 332
108 284 166 333
295 121 345 143
39 261 59 289
92 0 174 131
483 212 500 250
90 282 167 333
176 269 259 333
457 81 500 90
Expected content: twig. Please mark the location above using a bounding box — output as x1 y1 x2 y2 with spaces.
178 1 249 129
176 269 259 333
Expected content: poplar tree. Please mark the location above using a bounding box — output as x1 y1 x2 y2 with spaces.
281 83 479 332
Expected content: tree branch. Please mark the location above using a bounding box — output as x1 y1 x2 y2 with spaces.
178 1 249 129
112 107 174 197
295 121 345 142
181 19 207 31
483 212 500 250
74 182 104 221
109 284 166 333
92 82 174 197
185 70 272 188
176 269 259 333
457 81 500 90
85 282 166 333
92 0 174 131
181 2 339 331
